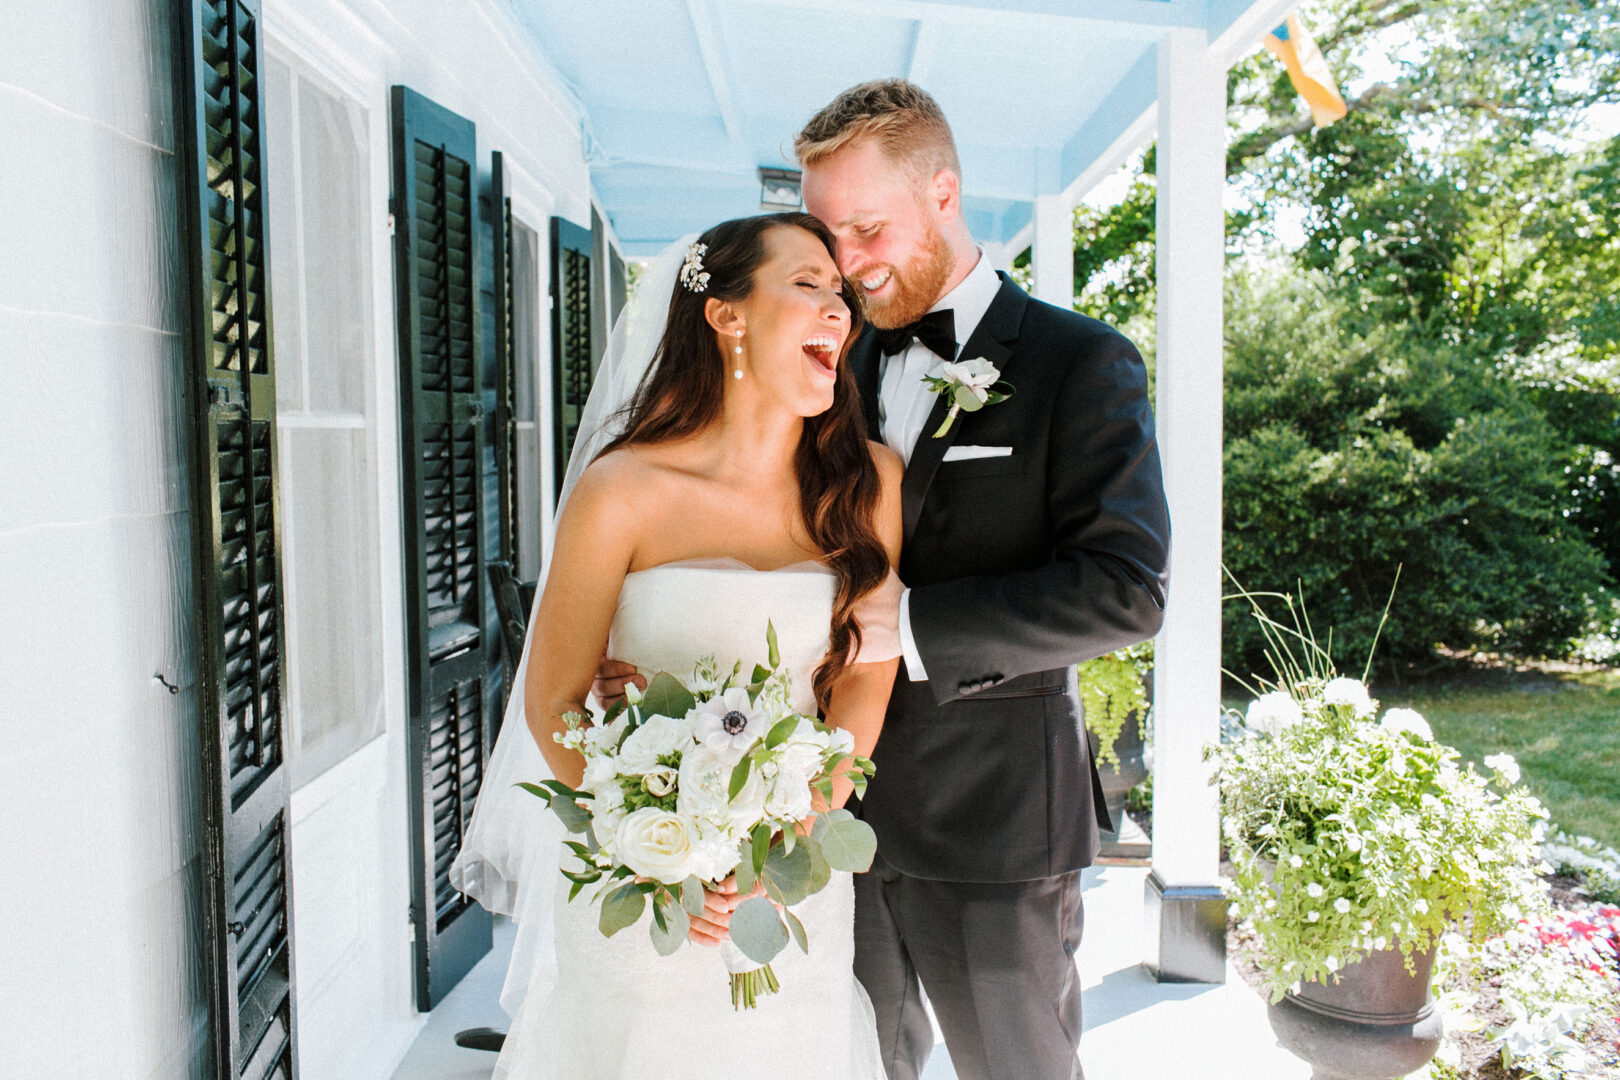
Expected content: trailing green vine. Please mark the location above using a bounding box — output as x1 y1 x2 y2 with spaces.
1078 642 1153 767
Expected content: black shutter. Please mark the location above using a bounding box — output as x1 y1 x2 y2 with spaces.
491 152 518 569
172 2 298 1077
549 216 595 491
389 85 493 1011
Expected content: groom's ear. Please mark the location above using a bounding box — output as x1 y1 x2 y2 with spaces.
928 167 962 221
705 297 743 337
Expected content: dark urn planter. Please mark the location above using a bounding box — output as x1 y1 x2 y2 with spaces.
1267 943 1442 1080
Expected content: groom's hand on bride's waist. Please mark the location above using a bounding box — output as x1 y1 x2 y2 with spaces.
592 655 645 711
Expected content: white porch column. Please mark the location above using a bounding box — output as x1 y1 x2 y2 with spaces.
1146 24 1228 984
1031 193 1072 308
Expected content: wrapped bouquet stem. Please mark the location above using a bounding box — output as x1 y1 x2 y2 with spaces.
522 625 878 1008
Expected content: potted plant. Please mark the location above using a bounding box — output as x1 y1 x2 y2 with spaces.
1212 598 1548 1080
1078 642 1152 850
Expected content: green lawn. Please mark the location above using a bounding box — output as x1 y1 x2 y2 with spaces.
1376 668 1620 851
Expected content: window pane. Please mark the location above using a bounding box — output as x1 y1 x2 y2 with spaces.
298 83 370 414
265 54 304 413
281 427 384 781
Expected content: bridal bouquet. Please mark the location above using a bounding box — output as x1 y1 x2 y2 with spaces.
521 625 878 1008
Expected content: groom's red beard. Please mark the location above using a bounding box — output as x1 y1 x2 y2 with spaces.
854 222 953 330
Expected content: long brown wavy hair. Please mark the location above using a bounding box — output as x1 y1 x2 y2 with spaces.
602 214 888 708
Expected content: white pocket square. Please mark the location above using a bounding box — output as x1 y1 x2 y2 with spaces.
942 445 1013 462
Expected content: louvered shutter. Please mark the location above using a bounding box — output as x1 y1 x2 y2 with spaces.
491 152 518 569
172 1 298 1077
389 85 493 1010
549 217 595 490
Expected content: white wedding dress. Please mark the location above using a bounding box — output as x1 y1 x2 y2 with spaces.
491 559 888 1080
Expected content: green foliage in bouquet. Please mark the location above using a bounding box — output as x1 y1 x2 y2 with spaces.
1077 642 1152 768
520 624 878 1008
1212 579 1550 1001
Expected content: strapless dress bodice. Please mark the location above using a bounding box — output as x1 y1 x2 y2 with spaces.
607 558 837 715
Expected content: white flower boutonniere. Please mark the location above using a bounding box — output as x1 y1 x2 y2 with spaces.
921 357 1014 438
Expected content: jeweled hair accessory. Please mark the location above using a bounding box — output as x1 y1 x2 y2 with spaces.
678 241 711 293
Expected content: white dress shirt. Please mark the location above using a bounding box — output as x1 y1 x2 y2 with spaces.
877 250 1002 681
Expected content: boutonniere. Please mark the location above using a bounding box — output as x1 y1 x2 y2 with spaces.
921 358 1014 438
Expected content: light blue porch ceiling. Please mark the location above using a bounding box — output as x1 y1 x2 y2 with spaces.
509 0 1271 254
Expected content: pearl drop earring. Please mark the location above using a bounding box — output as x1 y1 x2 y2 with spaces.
733 329 744 379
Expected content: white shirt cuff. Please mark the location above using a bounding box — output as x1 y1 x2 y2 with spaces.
898 588 928 682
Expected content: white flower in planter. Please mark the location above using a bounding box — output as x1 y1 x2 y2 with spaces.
1246 691 1304 736
1484 752 1522 785
1380 707 1433 741
1321 677 1376 718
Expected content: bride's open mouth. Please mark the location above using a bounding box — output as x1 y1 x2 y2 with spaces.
802 334 839 378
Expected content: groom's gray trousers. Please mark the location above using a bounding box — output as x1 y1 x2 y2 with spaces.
854 852 1086 1080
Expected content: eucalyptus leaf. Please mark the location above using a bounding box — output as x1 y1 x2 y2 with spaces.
641 671 696 720
729 896 789 965
735 839 757 896
802 836 832 894
599 882 646 938
820 816 878 872
601 696 628 726
550 796 592 834
649 899 689 957
761 841 813 906
781 826 796 855
751 663 772 685
954 385 985 411
729 755 753 800
811 814 830 842
767 620 781 669
681 876 707 918
539 778 582 799
783 907 809 954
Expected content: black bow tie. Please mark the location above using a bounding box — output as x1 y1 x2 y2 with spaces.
874 309 956 360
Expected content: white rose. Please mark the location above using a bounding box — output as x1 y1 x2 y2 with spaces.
617 713 692 774
1306 882 1324 899
677 743 766 833
1483 752 1521 785
1334 898 1351 914
613 807 699 884
1380 707 1433 741
644 765 679 797
1245 691 1304 736
1322 678 1375 718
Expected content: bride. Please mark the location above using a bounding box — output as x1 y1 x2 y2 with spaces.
453 213 904 1079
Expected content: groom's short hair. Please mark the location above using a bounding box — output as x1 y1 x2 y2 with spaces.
795 79 961 182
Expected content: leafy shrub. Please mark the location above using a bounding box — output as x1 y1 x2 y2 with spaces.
1222 266 1611 677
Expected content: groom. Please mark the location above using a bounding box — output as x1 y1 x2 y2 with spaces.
796 81 1170 1080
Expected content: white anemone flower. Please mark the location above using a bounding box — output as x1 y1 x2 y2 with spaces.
692 686 768 757
938 357 1001 404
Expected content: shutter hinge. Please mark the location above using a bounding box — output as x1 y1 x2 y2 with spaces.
208 381 243 410
387 212 396 236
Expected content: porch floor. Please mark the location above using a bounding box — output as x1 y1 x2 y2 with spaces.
389 866 1310 1080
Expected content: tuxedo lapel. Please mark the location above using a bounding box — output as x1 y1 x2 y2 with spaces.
900 274 1027 544
849 331 884 441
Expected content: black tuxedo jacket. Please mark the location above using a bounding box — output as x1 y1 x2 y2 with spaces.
854 273 1170 883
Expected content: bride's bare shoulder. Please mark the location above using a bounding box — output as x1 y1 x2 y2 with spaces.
868 440 903 489
568 445 688 512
